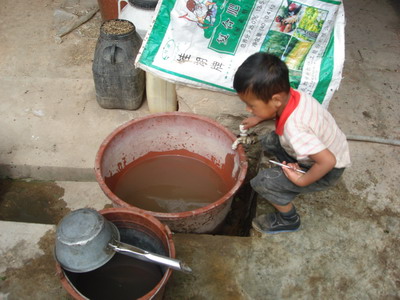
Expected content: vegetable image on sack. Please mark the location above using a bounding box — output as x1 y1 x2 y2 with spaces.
136 0 345 107
273 2 302 33
261 2 330 92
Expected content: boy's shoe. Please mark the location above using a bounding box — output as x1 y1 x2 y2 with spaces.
252 212 301 234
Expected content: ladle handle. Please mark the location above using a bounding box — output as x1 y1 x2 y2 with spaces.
109 241 192 273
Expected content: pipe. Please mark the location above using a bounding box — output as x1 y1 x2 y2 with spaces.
346 135 400 146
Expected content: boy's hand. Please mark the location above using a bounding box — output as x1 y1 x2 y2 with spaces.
241 116 265 130
282 149 336 186
281 162 304 184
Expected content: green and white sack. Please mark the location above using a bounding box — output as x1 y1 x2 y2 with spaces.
136 0 345 107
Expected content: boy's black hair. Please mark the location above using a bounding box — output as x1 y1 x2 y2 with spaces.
233 52 290 102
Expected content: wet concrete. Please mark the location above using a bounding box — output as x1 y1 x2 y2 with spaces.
0 179 114 225
0 230 70 299
0 179 68 224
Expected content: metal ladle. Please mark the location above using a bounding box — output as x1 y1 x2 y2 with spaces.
54 208 191 274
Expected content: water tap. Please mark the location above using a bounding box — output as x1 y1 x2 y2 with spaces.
232 124 249 150
239 124 248 137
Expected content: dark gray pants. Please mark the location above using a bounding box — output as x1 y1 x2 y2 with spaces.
251 131 345 206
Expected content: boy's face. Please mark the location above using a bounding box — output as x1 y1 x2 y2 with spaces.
239 91 280 120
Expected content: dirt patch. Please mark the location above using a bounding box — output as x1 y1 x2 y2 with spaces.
0 179 69 224
57 10 101 66
73 12 102 39
66 39 98 66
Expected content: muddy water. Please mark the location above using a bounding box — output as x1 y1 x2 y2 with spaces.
64 227 166 299
111 153 230 213
65 253 164 299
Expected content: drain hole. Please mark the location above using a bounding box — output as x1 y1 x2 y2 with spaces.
216 149 262 236
216 183 257 237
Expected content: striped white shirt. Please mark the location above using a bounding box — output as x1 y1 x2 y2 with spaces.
278 90 351 168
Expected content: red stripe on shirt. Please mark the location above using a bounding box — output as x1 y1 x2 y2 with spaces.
275 88 300 135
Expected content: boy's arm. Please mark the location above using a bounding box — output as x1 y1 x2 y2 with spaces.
283 149 336 187
241 116 267 129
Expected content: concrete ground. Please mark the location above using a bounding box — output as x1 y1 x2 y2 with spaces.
1 0 399 299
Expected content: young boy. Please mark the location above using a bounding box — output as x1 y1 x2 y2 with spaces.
233 52 351 234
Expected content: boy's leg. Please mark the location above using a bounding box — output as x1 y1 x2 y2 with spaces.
250 165 345 234
251 131 345 233
250 167 301 233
